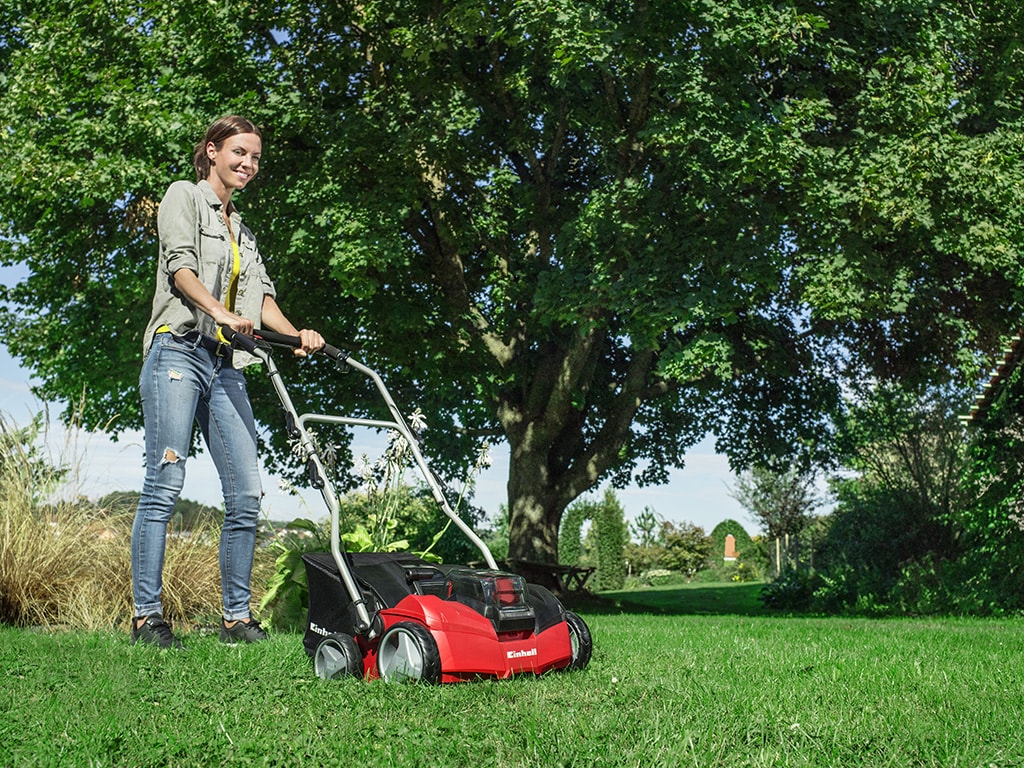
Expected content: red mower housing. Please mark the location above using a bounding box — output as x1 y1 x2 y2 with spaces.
303 552 592 683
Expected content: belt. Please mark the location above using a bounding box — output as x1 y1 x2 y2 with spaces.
155 328 233 362
194 332 233 362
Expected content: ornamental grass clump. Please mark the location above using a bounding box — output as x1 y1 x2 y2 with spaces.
0 412 245 631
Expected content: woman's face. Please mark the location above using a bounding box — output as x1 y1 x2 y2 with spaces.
206 132 261 196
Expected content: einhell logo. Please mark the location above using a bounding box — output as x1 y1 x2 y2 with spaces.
309 621 331 637
507 647 538 660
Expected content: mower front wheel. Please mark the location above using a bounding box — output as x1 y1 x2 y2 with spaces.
313 633 363 681
564 611 593 671
376 622 441 684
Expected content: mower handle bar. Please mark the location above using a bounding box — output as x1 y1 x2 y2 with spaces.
216 324 500 632
219 326 348 362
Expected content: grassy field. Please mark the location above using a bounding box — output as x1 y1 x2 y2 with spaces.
3 583 1024 767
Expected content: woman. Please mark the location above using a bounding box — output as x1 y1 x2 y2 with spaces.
131 116 324 648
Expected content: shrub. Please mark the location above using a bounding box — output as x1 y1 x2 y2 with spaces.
0 412 264 630
639 568 680 587
656 521 712 577
758 568 817 611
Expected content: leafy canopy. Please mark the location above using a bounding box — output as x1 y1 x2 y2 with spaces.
2 1 1023 561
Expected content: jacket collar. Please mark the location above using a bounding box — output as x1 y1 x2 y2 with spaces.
197 179 239 219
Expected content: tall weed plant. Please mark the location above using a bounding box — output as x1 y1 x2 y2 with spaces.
0 412 267 630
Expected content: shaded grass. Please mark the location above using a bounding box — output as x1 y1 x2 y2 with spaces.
597 581 770 616
3 610 1024 767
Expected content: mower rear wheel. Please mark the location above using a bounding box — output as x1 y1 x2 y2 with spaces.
564 611 593 670
313 633 363 681
376 622 441 684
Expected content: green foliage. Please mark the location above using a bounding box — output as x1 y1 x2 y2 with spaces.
0 413 65 505
759 567 818 612
260 425 491 628
557 503 588 567
656 521 713 579
815 384 970 613
3 1 1024 567
706 519 769 581
561 490 627 590
260 483 488 630
636 568 683 588
480 505 510 562
593 490 627 591
258 518 327 631
768 381 1024 616
708 519 753 558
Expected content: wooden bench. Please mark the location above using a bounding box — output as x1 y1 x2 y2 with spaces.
504 560 596 593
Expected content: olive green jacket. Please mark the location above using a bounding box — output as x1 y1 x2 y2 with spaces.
141 179 276 369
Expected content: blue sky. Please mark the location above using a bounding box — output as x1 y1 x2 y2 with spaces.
0 268 751 534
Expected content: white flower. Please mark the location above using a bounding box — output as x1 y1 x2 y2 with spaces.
407 408 427 434
475 442 493 469
356 454 375 483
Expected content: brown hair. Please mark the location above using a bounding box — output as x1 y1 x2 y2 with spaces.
192 116 262 181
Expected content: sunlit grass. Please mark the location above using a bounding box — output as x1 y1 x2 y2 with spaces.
3 611 1024 766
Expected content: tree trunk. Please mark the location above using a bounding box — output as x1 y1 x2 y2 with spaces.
505 445 567 565
496 336 659 581
503 441 571 592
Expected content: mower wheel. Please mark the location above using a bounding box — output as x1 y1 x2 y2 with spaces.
376 622 441 684
313 633 363 681
564 611 593 671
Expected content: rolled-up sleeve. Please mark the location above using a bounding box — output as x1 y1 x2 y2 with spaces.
157 181 200 277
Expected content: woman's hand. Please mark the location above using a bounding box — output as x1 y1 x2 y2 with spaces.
215 311 254 338
294 328 325 357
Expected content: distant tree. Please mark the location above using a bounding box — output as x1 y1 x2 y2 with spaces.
593 490 628 590
657 521 712 578
624 506 664 573
731 467 821 541
631 507 661 550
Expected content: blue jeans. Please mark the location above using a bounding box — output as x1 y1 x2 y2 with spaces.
131 332 263 621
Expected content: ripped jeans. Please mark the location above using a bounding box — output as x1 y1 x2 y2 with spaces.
131 331 262 621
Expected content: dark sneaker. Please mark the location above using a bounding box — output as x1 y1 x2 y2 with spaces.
131 615 184 649
220 617 268 644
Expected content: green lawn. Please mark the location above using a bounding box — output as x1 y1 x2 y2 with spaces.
3 584 1023 767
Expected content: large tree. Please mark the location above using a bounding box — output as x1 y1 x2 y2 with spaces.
1 1 1022 563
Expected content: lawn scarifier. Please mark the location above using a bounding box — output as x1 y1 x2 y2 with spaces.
226 328 592 683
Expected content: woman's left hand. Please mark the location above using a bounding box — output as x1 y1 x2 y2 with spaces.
294 329 325 357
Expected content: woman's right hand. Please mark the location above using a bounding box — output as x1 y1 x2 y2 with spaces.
172 268 255 337
213 311 254 338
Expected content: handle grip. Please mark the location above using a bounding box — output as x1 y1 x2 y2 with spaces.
219 326 259 353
